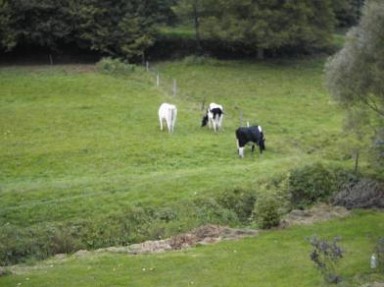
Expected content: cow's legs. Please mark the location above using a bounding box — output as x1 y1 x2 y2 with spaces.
238 147 245 158
237 139 244 158
159 118 163 131
166 118 171 132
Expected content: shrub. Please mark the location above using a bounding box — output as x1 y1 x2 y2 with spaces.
182 55 219 66
333 178 384 209
252 193 281 229
309 236 344 284
287 163 355 209
0 223 84 266
96 57 136 75
217 188 257 224
192 197 240 226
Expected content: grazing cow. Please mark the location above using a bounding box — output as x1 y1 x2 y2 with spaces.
201 103 224 132
158 103 177 133
235 125 265 158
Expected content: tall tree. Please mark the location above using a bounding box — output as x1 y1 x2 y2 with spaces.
326 0 384 172
190 0 336 58
0 0 73 51
333 0 365 28
172 0 203 53
0 0 165 60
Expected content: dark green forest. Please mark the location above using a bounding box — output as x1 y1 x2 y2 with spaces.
0 0 364 62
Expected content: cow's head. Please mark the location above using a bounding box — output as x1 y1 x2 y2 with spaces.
259 133 266 153
201 114 209 127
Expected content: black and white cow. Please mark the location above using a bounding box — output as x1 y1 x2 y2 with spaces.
158 103 177 133
235 125 265 158
201 103 224 132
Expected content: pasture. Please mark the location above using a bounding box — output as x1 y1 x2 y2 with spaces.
1 58 383 285
0 58 345 226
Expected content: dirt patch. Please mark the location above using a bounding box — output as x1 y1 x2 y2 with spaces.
281 203 350 227
98 225 259 255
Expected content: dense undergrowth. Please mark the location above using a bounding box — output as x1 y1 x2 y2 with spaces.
1 161 380 266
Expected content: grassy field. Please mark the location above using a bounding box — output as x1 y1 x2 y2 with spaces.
0 58 347 227
1 57 383 285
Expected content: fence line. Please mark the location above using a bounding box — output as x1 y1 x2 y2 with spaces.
142 60 239 122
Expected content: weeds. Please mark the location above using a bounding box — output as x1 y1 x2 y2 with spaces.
96 57 136 74
309 236 343 284
373 237 384 273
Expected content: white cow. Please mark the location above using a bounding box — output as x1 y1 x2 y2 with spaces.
158 103 177 133
201 103 224 132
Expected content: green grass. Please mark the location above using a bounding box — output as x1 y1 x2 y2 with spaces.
0 59 348 227
1 211 383 287
0 58 382 285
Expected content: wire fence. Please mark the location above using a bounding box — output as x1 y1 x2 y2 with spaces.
142 60 251 127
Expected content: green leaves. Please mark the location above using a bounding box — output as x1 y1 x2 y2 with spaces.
325 0 384 173
0 0 161 59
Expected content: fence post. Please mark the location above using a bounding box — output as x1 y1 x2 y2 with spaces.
146 61 149 72
156 73 160 87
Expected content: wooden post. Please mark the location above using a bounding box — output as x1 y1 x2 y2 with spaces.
156 73 160 87
146 61 149 72
354 150 359 173
49 54 53 65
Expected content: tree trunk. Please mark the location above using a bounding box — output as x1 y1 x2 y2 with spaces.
193 0 202 55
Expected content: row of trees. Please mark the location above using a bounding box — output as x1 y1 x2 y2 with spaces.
0 0 364 60
0 0 176 59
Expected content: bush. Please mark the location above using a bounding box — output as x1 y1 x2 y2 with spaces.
96 57 136 75
287 163 355 209
253 193 281 229
332 178 384 209
309 236 343 284
0 223 84 266
182 55 219 66
217 188 257 224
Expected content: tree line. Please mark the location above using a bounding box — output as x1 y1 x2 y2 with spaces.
0 0 364 60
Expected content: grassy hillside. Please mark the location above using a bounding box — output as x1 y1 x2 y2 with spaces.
0 58 347 227
1 57 382 285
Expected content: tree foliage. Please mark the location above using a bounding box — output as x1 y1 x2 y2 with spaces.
333 0 365 28
172 0 336 57
0 0 73 51
326 0 384 172
0 0 366 59
0 0 166 60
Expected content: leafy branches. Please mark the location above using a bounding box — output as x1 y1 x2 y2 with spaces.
326 0 384 174
0 0 162 60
